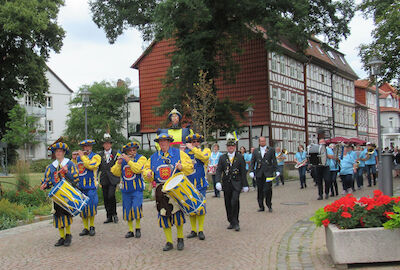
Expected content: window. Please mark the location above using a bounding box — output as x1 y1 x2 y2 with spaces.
25 95 33 106
339 55 346 65
281 90 286 101
273 100 278 111
282 129 288 140
280 55 286 75
389 117 394 128
320 74 325 83
272 87 278 98
271 53 278 71
289 60 295 77
46 96 53 109
281 100 287 113
47 120 53 133
327 51 335 59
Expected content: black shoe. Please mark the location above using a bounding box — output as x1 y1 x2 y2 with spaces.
325 194 329 200
125 231 134 238
89 226 95 236
268 208 273 212
64 234 72 246
103 217 113 224
198 231 205 240
234 224 240 231
79 228 89 236
187 231 197 238
227 224 234 230
317 196 323 200
300 186 304 189
54 237 65 246
113 215 119 223
330 193 334 197
282 182 284 185
177 238 184 250
367 184 372 187
135 229 141 238
257 208 265 212
305 184 307 188
163 242 173 251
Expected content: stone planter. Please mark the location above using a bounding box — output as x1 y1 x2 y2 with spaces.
325 224 400 266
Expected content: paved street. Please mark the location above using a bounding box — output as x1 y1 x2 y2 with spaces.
1 177 400 270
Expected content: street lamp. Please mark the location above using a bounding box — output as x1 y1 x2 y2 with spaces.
367 56 384 191
246 105 254 149
81 89 91 139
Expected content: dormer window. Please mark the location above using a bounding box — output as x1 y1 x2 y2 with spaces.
327 51 335 59
316 46 324 55
339 55 346 65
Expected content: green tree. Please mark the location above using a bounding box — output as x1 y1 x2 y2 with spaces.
359 0 400 83
2 104 44 160
64 82 129 152
90 0 355 130
0 0 65 138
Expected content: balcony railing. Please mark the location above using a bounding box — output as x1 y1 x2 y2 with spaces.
381 127 400 134
24 105 46 117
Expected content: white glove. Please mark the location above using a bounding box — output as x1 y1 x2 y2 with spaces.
216 182 222 191
276 171 280 177
249 172 255 178
242 186 249 193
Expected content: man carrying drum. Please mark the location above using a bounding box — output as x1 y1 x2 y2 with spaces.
111 142 147 239
143 133 194 251
40 142 79 247
73 139 101 237
184 133 211 241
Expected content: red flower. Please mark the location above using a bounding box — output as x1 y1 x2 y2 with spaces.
384 211 394 219
341 212 352 218
374 190 383 197
322 219 330 227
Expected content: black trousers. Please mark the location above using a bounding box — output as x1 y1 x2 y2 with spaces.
102 184 117 218
223 182 241 226
315 166 331 197
256 175 272 209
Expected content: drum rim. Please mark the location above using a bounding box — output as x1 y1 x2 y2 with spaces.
162 173 185 191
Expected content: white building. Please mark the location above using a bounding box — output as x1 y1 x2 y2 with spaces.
379 88 400 148
19 68 73 160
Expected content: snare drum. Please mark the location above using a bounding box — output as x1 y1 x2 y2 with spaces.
162 173 205 216
48 179 89 216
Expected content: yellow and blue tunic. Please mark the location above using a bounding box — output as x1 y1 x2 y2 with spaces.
185 147 210 215
111 154 147 221
143 147 194 228
42 158 79 228
156 127 194 149
75 152 101 218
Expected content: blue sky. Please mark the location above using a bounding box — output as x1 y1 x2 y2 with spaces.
48 0 374 92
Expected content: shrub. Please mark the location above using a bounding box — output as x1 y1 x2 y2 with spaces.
0 215 18 230
31 204 52 216
2 186 48 207
30 159 52 173
0 199 30 220
14 160 30 191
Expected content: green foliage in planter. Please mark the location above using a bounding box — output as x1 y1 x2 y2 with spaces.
310 208 328 227
383 204 400 229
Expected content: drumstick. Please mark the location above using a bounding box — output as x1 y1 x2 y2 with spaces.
172 161 181 175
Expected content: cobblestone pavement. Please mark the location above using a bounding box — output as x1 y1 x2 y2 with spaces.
0 177 399 270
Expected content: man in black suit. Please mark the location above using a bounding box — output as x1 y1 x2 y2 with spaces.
215 138 249 232
249 137 277 212
98 134 120 223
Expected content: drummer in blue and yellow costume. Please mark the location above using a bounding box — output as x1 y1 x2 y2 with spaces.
40 142 79 247
73 139 101 237
156 108 193 149
184 133 211 240
111 142 147 238
143 133 194 251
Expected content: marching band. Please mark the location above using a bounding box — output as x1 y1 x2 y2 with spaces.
39 106 382 250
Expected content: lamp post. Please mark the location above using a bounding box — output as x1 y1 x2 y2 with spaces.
246 106 254 149
367 56 384 191
81 89 91 140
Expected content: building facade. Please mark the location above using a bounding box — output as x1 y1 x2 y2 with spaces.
355 80 378 143
19 68 73 160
